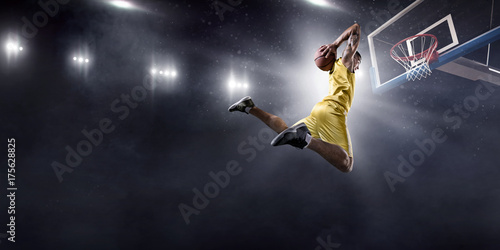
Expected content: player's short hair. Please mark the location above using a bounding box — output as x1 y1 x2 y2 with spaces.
355 51 362 60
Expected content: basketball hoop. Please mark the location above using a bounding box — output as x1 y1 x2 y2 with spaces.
390 34 439 81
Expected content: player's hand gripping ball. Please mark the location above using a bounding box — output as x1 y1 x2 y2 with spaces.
314 44 336 71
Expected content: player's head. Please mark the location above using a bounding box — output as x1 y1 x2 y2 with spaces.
353 51 361 71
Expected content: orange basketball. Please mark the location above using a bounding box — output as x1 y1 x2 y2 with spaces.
314 46 335 71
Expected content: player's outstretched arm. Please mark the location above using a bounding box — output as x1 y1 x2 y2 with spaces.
320 23 360 59
341 23 361 63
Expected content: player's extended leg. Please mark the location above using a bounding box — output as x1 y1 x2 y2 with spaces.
307 138 353 173
249 107 288 133
228 96 288 133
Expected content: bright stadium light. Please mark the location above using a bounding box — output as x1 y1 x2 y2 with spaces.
150 64 177 79
72 55 90 65
108 0 146 11
110 1 135 9
227 74 250 92
228 79 236 89
6 43 15 51
5 41 23 54
306 0 332 7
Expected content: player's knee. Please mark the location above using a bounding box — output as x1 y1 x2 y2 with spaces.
339 157 353 173
340 165 352 173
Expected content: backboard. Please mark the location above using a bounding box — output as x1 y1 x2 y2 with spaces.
368 0 500 94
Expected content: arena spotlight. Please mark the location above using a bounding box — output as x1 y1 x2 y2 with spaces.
73 55 90 64
306 0 331 7
109 0 134 9
151 66 177 79
227 75 249 91
228 78 236 90
5 41 23 54
108 0 145 11
6 42 15 51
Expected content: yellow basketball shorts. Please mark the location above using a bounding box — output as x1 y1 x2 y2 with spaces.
293 101 353 157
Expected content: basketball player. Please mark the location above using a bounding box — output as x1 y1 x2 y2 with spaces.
228 23 361 173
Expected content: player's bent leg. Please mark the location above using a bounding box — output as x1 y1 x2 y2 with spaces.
228 96 288 133
307 138 353 173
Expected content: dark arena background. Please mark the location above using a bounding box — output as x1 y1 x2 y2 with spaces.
1 0 499 249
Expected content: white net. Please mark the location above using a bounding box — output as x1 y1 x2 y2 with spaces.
391 34 438 81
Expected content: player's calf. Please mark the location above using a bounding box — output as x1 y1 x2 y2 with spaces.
307 138 353 173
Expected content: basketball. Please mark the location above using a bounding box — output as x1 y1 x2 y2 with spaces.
314 46 335 71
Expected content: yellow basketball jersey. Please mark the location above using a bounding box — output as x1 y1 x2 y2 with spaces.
322 58 356 113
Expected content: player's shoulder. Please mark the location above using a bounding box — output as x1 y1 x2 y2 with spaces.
330 58 346 73
329 58 340 74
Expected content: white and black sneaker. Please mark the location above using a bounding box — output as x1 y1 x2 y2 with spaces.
228 96 255 114
271 123 311 149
